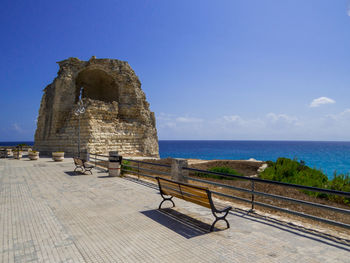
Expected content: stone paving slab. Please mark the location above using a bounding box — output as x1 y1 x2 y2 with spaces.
0 158 349 263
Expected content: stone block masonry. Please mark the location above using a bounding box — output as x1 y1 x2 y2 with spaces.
34 56 159 157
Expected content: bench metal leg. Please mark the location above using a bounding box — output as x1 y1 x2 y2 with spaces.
158 196 175 209
210 209 230 232
74 166 84 174
84 168 93 174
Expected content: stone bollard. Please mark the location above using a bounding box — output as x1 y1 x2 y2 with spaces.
171 158 188 183
109 151 122 177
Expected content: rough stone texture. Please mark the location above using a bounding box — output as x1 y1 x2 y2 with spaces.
34 57 159 157
171 158 189 183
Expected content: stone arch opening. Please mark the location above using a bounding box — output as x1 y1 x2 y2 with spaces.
75 69 118 103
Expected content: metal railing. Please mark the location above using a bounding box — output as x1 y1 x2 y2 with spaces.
121 158 349 230
182 167 350 229
89 154 350 230
122 158 171 180
89 153 109 169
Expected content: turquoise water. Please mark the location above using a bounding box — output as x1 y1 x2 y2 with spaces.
2 140 350 178
159 140 350 179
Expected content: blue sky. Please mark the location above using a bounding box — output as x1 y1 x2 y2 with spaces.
1 0 350 141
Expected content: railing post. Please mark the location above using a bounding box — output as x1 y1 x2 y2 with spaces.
250 181 255 212
137 162 140 180
94 154 97 167
171 158 188 183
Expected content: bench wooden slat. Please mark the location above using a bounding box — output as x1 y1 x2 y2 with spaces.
160 183 180 192
160 180 183 190
159 179 211 208
161 183 209 198
156 176 232 232
158 177 208 191
161 187 182 197
182 195 212 208
162 189 183 200
179 185 208 198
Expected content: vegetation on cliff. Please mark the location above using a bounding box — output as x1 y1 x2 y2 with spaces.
195 166 242 180
260 158 350 205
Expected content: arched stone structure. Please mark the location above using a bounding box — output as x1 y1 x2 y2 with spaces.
75 68 118 103
34 57 159 157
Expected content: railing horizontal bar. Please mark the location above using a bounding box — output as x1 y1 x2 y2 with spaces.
251 189 350 215
123 164 171 176
210 190 252 204
186 176 253 193
121 169 157 179
91 156 108 160
123 158 171 168
211 191 350 229
91 153 109 158
94 165 108 171
183 167 350 197
250 200 350 229
186 176 350 215
94 158 109 162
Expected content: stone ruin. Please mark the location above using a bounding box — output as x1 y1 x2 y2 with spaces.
34 57 159 157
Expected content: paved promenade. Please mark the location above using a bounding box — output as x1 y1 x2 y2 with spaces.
0 158 349 263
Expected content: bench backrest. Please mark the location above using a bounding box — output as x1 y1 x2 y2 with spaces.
156 177 211 209
73 157 84 166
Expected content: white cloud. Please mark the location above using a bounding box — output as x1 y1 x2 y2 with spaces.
222 115 241 123
219 115 264 129
342 109 350 116
176 117 203 123
326 108 350 120
309 97 335 108
156 113 204 135
157 112 175 121
156 110 350 140
12 123 23 132
266 113 299 125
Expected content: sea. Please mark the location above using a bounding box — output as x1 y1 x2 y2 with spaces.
1 140 350 179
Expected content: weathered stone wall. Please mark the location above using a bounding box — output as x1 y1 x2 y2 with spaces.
34 57 159 157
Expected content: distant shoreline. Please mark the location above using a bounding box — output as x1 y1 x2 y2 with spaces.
2 139 350 145
0 141 34 146
1 140 350 177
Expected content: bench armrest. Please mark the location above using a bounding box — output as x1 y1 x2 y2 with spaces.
215 206 232 214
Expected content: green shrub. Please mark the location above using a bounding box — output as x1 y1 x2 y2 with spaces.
327 173 350 204
260 158 327 186
195 166 241 180
121 160 132 175
260 157 349 205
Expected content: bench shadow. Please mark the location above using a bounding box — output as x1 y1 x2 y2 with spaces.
64 171 83 176
141 208 216 239
119 176 350 250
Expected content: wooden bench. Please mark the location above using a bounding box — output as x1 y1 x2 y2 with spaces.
73 157 94 174
156 177 232 232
